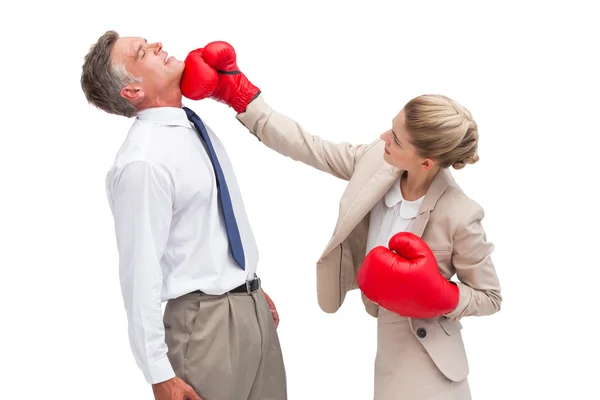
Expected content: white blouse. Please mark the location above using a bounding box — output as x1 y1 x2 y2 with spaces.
366 177 425 255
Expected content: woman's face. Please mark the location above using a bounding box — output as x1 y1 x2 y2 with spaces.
380 109 429 172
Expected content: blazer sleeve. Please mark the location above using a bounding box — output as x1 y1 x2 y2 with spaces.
236 95 377 181
444 205 502 319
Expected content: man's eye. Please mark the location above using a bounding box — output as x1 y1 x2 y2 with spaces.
141 51 146 58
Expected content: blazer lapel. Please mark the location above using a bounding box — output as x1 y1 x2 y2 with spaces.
320 162 402 258
409 168 453 237
320 166 455 259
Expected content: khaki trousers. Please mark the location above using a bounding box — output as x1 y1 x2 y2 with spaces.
374 308 471 400
163 289 287 400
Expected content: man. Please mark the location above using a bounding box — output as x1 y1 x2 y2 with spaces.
80 31 286 400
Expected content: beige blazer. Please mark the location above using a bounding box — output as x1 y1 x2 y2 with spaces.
237 95 502 382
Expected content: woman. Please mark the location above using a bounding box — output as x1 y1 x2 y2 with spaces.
182 42 503 400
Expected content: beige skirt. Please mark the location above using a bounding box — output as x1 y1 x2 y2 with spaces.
374 307 471 400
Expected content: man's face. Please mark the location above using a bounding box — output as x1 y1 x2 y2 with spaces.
112 36 185 105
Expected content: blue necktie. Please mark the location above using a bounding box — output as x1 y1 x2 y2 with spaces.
183 107 246 270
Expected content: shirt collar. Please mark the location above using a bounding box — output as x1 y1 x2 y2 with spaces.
384 178 424 219
136 106 192 128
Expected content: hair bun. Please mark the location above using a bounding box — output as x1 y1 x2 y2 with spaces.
452 154 480 170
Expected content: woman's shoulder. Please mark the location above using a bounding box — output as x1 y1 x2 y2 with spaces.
435 179 485 224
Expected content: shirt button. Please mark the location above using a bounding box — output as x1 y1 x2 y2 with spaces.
416 328 427 338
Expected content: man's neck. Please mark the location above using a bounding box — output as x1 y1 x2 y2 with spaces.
137 92 183 112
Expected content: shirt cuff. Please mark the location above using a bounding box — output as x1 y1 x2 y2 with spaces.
145 354 176 384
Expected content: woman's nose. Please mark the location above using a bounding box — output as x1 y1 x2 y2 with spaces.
380 130 391 143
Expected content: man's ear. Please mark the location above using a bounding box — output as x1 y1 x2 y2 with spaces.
120 85 144 102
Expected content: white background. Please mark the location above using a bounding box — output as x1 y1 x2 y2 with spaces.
2 0 599 398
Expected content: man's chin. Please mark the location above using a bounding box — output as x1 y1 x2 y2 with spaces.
174 59 185 70
172 63 185 83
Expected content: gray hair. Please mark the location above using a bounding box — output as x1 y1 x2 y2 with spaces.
80 30 142 118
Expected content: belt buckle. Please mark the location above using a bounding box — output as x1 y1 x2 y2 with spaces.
245 277 260 294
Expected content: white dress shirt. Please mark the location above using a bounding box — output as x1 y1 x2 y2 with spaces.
105 105 259 384
366 176 424 255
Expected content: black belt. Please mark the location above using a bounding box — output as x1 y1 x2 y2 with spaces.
195 277 261 295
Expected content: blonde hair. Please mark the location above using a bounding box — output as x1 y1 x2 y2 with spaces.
403 94 479 170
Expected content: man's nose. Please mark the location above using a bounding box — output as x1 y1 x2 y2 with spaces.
149 42 162 54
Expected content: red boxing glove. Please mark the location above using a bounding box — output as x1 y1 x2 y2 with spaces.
201 41 260 113
357 232 459 319
180 48 219 101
